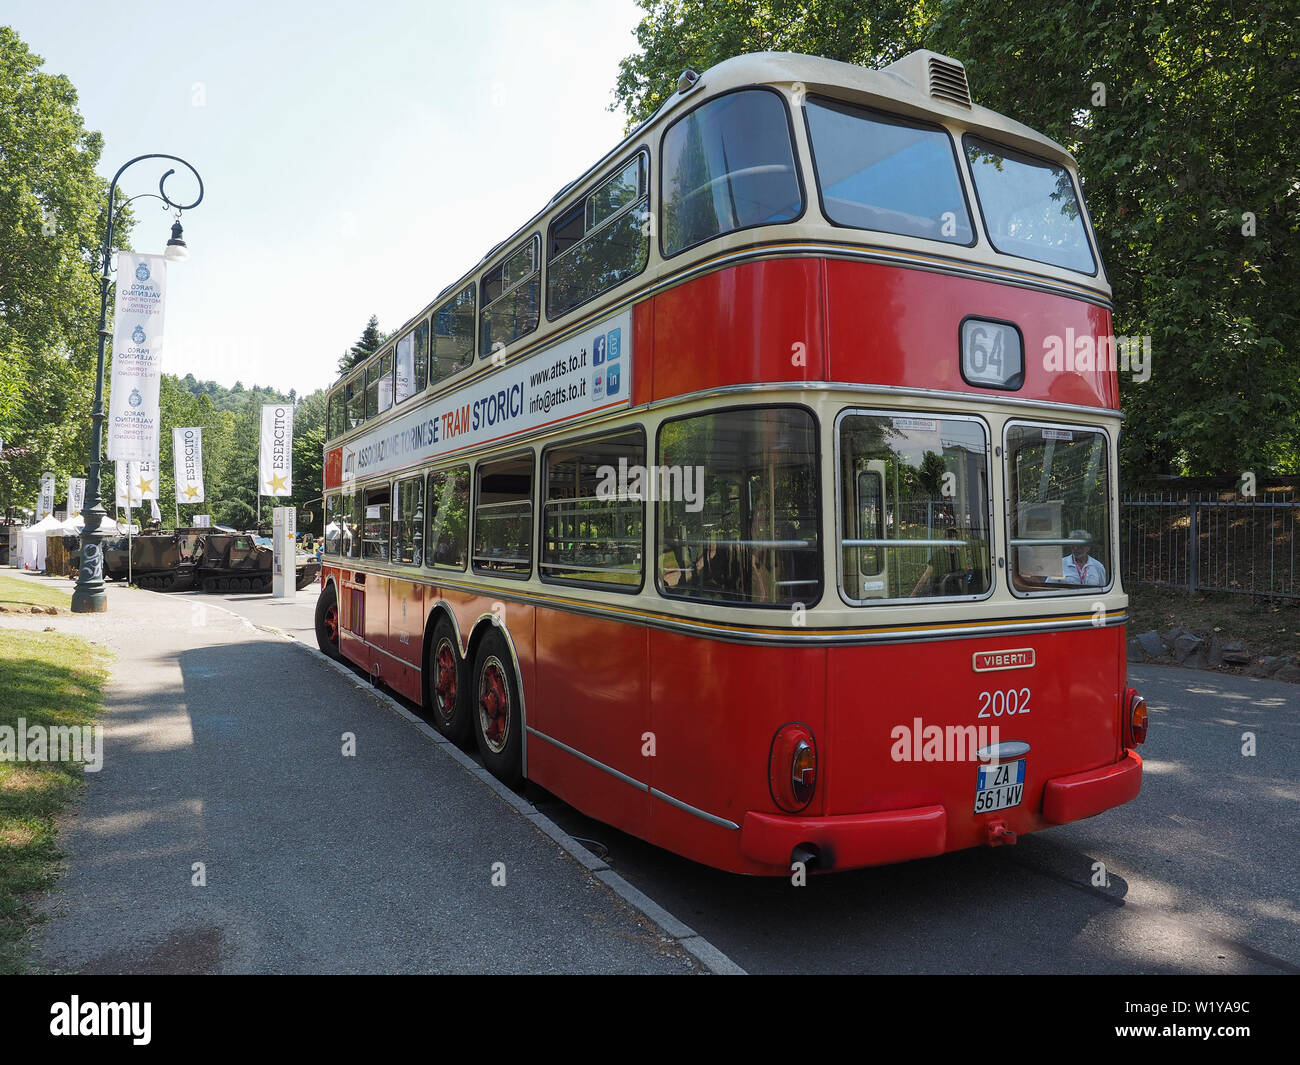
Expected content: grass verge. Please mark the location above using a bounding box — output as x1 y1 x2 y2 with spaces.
0 575 72 614
0 628 108 973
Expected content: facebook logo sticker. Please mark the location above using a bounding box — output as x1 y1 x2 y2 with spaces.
607 328 621 361
606 365 621 396
592 335 606 366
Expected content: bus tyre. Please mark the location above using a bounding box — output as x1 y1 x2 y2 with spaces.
472 631 522 786
315 583 341 660
427 616 471 745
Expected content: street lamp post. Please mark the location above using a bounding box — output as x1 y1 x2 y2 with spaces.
71 154 203 614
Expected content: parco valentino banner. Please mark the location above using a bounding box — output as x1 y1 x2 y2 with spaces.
107 253 166 463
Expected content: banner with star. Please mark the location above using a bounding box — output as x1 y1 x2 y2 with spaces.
67 476 86 519
173 426 205 504
115 460 143 509
259 403 294 497
136 458 159 501
37 472 56 519
107 252 167 463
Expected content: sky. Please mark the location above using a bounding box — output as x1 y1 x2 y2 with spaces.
5 0 644 397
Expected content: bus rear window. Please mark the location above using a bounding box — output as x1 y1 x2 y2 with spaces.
805 98 972 244
1006 424 1111 594
964 136 1096 274
661 89 802 257
837 412 991 603
657 407 820 607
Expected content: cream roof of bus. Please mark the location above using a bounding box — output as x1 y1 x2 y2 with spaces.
331 49 1097 393
654 50 1080 166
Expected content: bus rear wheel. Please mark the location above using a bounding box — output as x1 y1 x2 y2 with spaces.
315 583 340 659
472 630 522 786
426 617 471 745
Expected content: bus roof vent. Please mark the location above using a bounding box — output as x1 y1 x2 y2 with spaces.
883 50 972 108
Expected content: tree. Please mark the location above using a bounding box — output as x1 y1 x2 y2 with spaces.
613 0 1300 481
0 26 129 515
337 314 383 376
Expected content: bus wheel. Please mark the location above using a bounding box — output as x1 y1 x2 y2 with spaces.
315 583 341 659
427 617 471 745
472 631 522 786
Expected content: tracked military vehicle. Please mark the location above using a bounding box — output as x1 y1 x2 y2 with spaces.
197 532 320 592
128 531 205 591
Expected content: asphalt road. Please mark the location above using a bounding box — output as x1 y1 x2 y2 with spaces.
205 585 1300 975
23 577 697 975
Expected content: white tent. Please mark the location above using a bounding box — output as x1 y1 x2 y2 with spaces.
59 515 84 533
21 515 63 571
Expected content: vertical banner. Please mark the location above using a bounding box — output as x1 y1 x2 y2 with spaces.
67 477 86 518
136 458 159 500
106 252 166 462
38 472 56 519
259 403 294 497
172 427 205 504
115 460 142 509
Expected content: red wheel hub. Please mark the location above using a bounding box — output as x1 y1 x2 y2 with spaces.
434 639 457 722
478 658 510 753
325 604 338 644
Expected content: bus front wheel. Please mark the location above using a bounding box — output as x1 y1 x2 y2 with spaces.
472 630 522 787
427 616 472 745
315 583 340 660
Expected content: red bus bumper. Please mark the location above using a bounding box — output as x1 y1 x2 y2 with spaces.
1042 748 1143 824
741 805 948 869
740 749 1143 871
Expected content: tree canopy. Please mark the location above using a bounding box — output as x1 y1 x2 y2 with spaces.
613 0 1300 482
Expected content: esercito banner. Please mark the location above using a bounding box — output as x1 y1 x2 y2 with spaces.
259 403 294 497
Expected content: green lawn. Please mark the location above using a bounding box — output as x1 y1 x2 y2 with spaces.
0 575 72 614
0 628 108 973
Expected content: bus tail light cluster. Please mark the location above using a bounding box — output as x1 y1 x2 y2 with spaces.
769 723 817 813
1123 687 1148 747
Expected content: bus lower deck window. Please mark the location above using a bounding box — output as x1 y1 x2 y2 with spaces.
657 407 820 606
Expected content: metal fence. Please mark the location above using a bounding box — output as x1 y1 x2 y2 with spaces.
1120 492 1300 598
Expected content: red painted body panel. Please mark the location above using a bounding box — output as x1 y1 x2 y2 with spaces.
823 261 1118 408
325 447 342 490
643 258 1117 409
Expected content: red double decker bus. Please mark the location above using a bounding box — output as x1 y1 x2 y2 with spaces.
316 49 1147 875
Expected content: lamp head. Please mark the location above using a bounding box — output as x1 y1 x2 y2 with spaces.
164 218 189 262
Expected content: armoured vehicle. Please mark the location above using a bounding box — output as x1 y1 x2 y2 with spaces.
197 532 320 592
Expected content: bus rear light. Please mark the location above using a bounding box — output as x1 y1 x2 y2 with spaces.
769 723 817 813
1123 687 1148 747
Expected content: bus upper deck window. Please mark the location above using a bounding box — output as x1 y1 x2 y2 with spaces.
345 373 365 430
661 89 803 257
479 237 540 358
964 136 1096 274
804 97 973 245
1005 424 1111 594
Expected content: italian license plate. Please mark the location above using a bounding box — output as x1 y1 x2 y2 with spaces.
974 759 1025 813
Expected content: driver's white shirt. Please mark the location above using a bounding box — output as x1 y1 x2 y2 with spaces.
1061 554 1107 586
